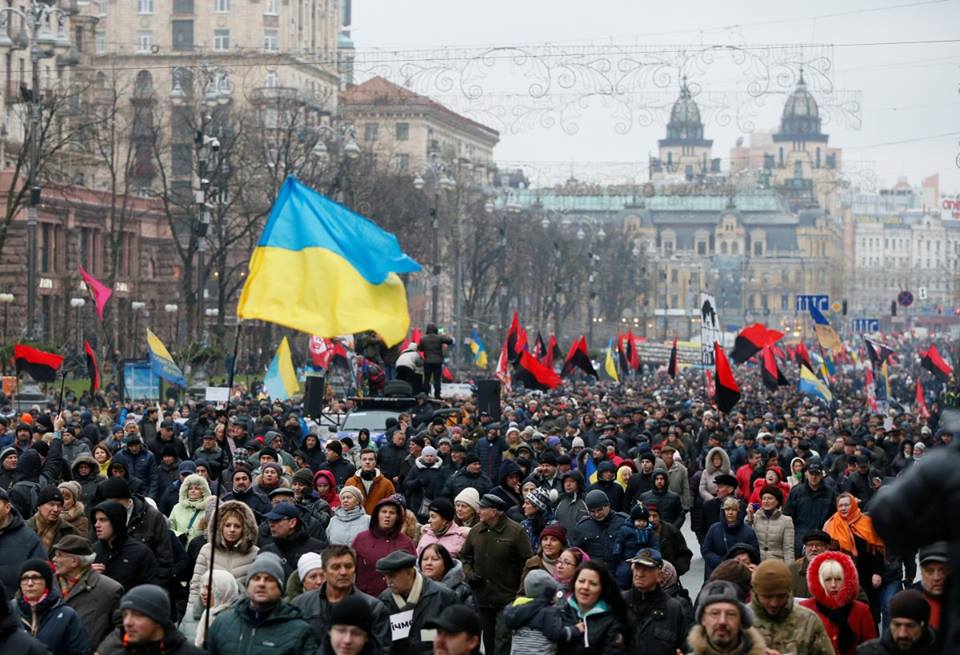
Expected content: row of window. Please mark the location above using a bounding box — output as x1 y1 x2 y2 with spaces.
363 122 410 142
135 28 279 53
137 0 278 13
858 237 950 253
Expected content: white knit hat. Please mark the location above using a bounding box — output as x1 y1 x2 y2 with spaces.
454 487 480 512
297 552 323 582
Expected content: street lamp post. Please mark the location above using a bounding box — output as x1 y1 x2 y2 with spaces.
0 293 13 374
413 152 456 327
311 122 360 203
164 304 179 350
0 1 77 339
131 301 146 357
69 297 85 353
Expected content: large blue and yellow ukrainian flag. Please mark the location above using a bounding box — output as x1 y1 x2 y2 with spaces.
799 365 833 403
468 329 488 368
238 177 421 346
264 336 300 400
146 328 187 387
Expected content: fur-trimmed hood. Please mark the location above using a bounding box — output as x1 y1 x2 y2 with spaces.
705 447 732 474
686 625 767 655
208 499 259 553
806 550 860 609
178 473 212 504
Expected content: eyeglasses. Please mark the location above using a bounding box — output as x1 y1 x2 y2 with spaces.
20 574 45 583
556 559 577 567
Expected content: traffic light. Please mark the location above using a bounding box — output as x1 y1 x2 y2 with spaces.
891 300 897 317
842 300 848 316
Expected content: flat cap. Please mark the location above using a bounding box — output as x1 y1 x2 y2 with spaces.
478 493 507 511
375 550 417 573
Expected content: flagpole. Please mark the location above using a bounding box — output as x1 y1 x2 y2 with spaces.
56 366 67 415
226 321 243 394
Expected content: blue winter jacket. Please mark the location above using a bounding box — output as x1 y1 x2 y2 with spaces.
700 519 759 580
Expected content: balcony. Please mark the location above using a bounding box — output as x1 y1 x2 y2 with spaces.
249 86 300 103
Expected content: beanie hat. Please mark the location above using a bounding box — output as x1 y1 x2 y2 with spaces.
630 503 650 522
888 589 931 624
245 552 286 590
454 487 480 512
36 485 63 507
708 560 752 601
758 485 783 507
428 497 455 522
58 480 81 503
119 584 171 627
752 559 792 596
463 453 480 467
339 485 365 504
100 477 131 500
326 440 343 455
178 461 197 475
297 552 324 582
292 468 315 489
571 437 585 449
539 523 567 545
524 569 559 599
258 447 279 461
584 489 610 510
329 594 372 634
421 446 438 459
19 559 53 590
695 580 752 628
525 488 555 513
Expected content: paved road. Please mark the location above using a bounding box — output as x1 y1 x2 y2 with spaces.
678 519 706 598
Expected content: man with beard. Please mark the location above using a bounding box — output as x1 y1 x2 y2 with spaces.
909 542 950 633
857 589 939 655
687 580 767 655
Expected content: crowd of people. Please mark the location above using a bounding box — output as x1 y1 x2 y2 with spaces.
0 333 954 655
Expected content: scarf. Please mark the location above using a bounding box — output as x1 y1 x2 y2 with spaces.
540 553 558 576
390 571 424 609
815 600 857 650
823 495 884 557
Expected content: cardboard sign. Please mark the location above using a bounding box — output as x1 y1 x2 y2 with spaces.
390 609 414 641
205 387 230 402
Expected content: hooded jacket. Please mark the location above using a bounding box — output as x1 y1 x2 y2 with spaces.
0 509 45 597
490 459 525 509
699 447 733 501
344 467 396 515
112 445 159 499
125 495 174 585
205 596 317 655
403 455 448 518
700 519 760 580
440 467 492 500
556 471 589 533
0 604 48 654
417 520 469 559
260 519 328 580
352 497 416 597
639 470 683 527
92 501 160 591
189 499 260 608
70 455 104 509
16 583 90 655
798 552 877 655
745 506 795 565
571 510 629 572
325 504 369 546
169 474 212 542
438 559 475 608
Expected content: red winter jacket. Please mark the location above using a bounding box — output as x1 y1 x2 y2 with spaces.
351 497 416 597
799 551 877 655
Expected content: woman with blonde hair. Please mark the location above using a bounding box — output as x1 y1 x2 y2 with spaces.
192 568 242 647
799 551 877 655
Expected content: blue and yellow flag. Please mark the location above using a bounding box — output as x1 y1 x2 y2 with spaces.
264 336 300 400
809 305 842 352
146 329 187 387
799 365 833 403
467 329 488 368
583 451 599 485
604 337 620 383
238 177 421 346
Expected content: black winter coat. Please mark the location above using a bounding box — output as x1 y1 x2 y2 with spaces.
856 627 939 655
259 523 327 579
103 627 207 654
654 521 693 577
403 458 448 519
556 599 626 655
92 502 160 591
783 481 837 557
125 496 174 585
571 512 629 571
293 584 391 655
377 576 458 655
15 589 90 655
639 488 683 528
440 469 492 500
622 587 688 655
0 510 45 598
0 608 48 655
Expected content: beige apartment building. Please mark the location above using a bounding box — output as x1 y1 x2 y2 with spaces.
340 76 499 182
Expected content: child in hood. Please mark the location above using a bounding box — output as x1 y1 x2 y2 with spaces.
612 503 660 589
503 569 566 655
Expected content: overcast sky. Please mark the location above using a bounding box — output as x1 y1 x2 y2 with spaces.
351 0 960 193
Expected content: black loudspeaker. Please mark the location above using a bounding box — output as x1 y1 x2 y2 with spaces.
304 375 326 418
476 379 501 422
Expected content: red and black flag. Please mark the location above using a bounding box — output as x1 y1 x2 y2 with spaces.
864 337 895 369
667 336 678 379
541 334 561 369
713 341 740 414
561 336 598 379
616 334 630 373
533 332 547 359
916 377 930 419
920 344 953 382
729 323 784 364
505 312 527 365
795 341 814 372
14 344 64 383
84 340 100 393
626 329 640 371
760 344 789 391
515 351 561 391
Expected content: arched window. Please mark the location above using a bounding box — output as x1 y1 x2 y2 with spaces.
720 242 728 255
133 70 154 98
